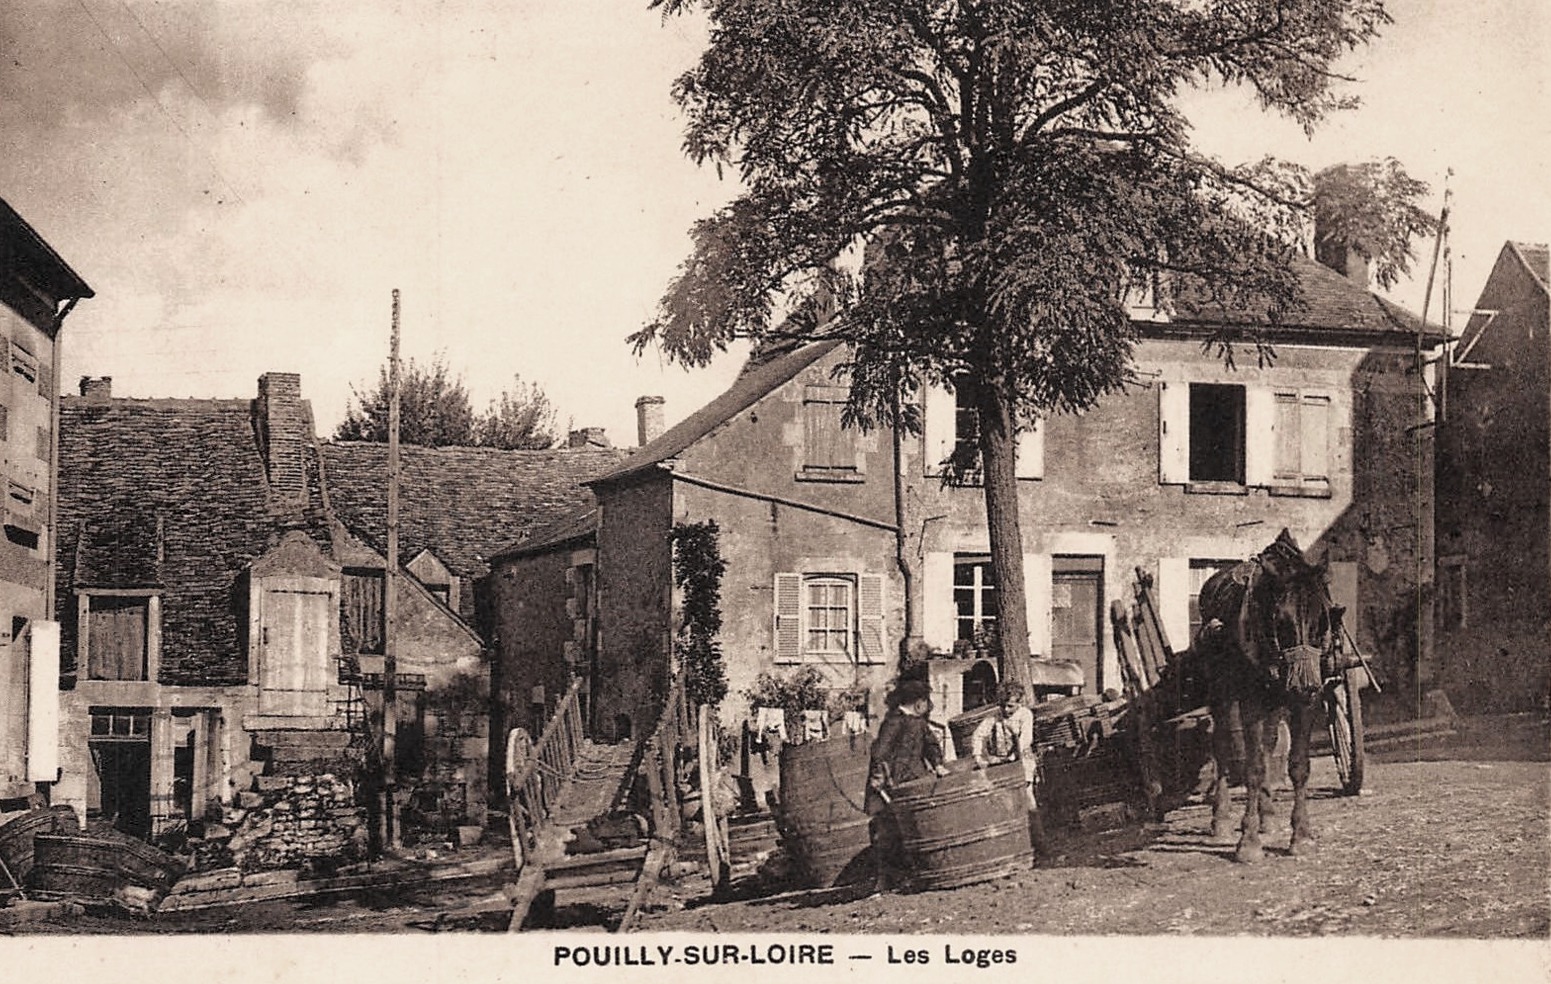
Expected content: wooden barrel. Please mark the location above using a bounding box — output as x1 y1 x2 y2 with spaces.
31 833 185 899
777 734 873 888
0 806 76 886
889 761 1032 891
947 704 999 758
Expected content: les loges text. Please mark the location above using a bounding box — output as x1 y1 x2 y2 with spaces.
551 943 1018 969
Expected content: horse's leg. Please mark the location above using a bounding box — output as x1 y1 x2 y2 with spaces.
1235 699 1266 863
1287 698 1318 855
1209 702 1239 842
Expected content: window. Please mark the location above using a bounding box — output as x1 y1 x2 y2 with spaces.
1273 391 1332 493
1189 384 1245 484
953 377 983 479
953 554 998 646
805 577 853 656
774 571 885 663
341 569 386 655
10 342 37 384
1188 559 1240 644
85 595 151 681
800 385 862 481
923 377 1043 480
1437 558 1466 629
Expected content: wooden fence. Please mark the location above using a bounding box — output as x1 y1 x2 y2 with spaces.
506 678 585 865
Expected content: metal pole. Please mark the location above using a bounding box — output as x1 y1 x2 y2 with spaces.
384 289 401 848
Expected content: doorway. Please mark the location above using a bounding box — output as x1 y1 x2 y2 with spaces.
87 708 152 839
1051 556 1105 695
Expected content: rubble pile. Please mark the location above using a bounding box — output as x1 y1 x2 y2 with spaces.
218 773 368 873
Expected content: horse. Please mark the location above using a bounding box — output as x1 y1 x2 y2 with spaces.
1192 529 1342 862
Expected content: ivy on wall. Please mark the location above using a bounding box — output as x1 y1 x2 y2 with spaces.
669 520 729 708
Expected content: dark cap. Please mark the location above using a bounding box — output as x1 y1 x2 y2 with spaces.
890 679 932 707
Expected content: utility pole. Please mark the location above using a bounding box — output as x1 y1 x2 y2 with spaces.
383 288 402 849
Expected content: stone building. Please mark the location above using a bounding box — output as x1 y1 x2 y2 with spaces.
1434 241 1551 712
53 373 490 842
0 198 92 806
489 250 1442 740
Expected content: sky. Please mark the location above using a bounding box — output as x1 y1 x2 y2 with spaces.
0 0 1546 447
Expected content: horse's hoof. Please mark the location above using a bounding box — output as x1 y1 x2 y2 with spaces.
1289 834 1319 856
1210 822 1235 844
1235 841 1264 864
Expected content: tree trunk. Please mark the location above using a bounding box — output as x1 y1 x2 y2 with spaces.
893 382 925 665
977 379 1030 687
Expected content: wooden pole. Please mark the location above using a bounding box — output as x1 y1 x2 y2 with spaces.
384 288 402 849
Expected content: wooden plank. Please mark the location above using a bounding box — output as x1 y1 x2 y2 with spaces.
1110 600 1148 696
1135 576 1175 662
506 866 548 933
617 841 672 934
696 706 726 894
545 845 649 875
1131 607 1163 689
545 867 642 891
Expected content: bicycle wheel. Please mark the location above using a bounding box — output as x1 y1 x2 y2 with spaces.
1326 667 1365 795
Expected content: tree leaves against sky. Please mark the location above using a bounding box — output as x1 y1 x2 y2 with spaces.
336 355 560 449
635 0 1433 668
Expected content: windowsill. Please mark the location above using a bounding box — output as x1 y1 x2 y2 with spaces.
1185 481 1248 496
775 655 886 666
795 469 865 484
1268 484 1332 499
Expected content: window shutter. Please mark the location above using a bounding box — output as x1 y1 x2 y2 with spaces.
923 382 955 476
1025 553 1053 657
774 573 802 662
1158 382 1188 484
1016 417 1044 480
1302 395 1331 483
1245 387 1276 486
922 552 954 652
1156 557 1189 653
857 574 886 664
1274 392 1301 481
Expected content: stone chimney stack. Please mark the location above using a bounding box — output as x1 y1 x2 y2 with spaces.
635 395 665 447
255 372 308 504
567 427 610 449
79 376 112 402
1313 166 1372 289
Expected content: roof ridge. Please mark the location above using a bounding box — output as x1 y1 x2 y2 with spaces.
1508 241 1550 295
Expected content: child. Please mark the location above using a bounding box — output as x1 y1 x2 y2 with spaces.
864 679 948 892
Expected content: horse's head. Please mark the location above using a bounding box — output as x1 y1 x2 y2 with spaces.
1257 531 1336 695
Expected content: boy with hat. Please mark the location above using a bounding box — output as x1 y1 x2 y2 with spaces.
864 679 949 892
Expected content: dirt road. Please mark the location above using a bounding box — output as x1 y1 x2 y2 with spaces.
639 717 1549 938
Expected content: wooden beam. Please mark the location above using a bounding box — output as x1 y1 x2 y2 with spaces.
617 841 672 934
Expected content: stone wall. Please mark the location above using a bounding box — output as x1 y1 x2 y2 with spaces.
223 772 366 873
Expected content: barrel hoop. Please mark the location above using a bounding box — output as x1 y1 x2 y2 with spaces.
890 776 1026 811
900 816 1026 853
910 851 1034 890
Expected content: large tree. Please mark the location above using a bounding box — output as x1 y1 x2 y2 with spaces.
634 0 1426 682
338 357 559 449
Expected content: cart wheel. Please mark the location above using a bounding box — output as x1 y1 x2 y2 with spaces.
1326 667 1365 795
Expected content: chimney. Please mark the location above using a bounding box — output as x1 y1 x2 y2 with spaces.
255 372 308 504
567 427 610 449
1315 237 1371 289
1312 166 1372 289
635 395 665 446
78 376 112 402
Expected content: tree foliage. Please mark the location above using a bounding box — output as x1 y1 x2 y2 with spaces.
1313 158 1436 290
635 0 1425 673
337 356 559 449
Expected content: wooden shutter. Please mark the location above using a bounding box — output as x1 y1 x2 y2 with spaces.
923 382 955 476
1155 557 1190 654
1302 395 1331 483
1158 381 1188 484
1274 391 1301 481
1016 417 1044 479
857 574 885 664
773 573 802 662
259 588 331 715
921 552 954 652
1245 387 1276 486
87 597 147 681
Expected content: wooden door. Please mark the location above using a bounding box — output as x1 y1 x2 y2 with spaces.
1051 556 1104 694
259 588 331 715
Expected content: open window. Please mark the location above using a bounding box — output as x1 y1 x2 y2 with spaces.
923 378 1043 481
1188 383 1246 485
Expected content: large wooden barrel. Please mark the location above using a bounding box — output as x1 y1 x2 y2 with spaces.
777 734 873 888
0 806 77 886
30 832 185 910
889 761 1032 891
947 704 999 758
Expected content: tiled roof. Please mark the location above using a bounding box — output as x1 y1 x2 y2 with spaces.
1170 255 1435 338
57 397 332 685
589 340 842 485
322 442 628 585
1511 242 1549 293
489 504 599 562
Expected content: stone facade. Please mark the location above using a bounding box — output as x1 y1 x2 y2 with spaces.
0 199 92 803
1434 242 1551 712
